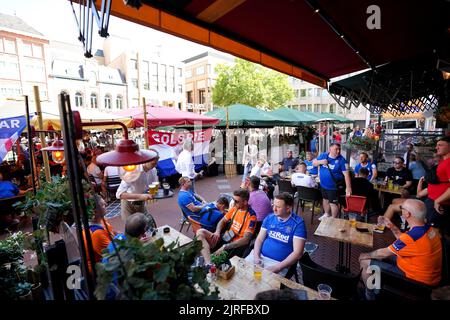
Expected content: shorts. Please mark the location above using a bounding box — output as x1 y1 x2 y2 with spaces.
321 188 339 204
370 256 405 276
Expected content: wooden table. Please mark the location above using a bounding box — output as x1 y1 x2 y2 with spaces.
149 225 193 248
374 185 403 206
314 217 374 273
212 256 323 300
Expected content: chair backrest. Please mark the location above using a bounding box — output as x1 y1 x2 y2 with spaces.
299 253 360 300
278 179 296 195
296 186 321 201
106 175 122 187
187 216 203 234
378 268 433 300
344 195 367 214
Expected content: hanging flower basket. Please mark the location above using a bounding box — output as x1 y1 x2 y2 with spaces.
346 136 377 152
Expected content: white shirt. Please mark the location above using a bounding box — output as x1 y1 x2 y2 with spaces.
175 149 195 179
261 162 271 176
87 163 102 184
104 166 121 177
116 165 158 201
250 165 262 178
291 172 318 188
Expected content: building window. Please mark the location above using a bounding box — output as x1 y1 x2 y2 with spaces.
178 68 182 77
294 90 300 98
4 39 16 54
130 59 138 69
199 89 206 104
300 89 306 98
116 95 123 109
178 84 183 93
329 103 336 114
315 88 322 97
196 66 205 75
90 93 98 108
314 104 320 113
132 78 138 88
321 104 328 113
300 104 307 111
32 44 43 58
185 69 192 78
23 43 32 56
75 92 83 107
307 104 312 112
144 82 150 90
307 88 313 97
187 91 193 103
104 94 112 109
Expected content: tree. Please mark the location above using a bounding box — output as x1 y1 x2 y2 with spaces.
212 58 294 110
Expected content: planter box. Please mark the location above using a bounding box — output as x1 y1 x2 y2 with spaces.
217 265 235 280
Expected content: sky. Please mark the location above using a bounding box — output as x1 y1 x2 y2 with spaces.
0 0 225 62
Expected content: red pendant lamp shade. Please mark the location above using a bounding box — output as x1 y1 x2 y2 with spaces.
41 139 64 151
96 139 158 167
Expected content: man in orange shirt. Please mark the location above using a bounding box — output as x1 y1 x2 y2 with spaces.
359 199 442 299
83 195 117 272
197 188 257 265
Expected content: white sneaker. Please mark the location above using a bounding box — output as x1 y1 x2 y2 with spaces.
318 213 330 221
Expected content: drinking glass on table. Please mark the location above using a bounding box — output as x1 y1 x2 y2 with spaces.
349 213 357 227
317 284 332 300
253 260 264 281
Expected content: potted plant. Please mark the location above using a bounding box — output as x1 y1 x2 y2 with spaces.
0 231 34 300
210 251 235 280
346 136 377 152
95 237 219 300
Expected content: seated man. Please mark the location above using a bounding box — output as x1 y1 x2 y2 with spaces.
196 189 257 265
385 157 413 190
177 176 207 218
291 163 318 188
83 195 117 273
303 151 318 177
246 192 306 276
351 167 378 212
278 150 299 173
359 199 442 299
248 176 273 233
354 152 377 181
197 196 230 232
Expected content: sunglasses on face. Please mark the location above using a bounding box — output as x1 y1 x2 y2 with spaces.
393 161 402 164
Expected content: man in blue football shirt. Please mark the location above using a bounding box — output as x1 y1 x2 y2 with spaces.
246 192 306 276
313 143 352 219
303 151 318 176
354 152 377 182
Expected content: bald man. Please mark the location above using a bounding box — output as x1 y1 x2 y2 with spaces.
359 199 442 299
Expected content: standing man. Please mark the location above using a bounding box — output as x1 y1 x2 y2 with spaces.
403 143 416 170
116 151 159 228
355 152 378 181
424 136 450 236
313 143 352 219
246 192 306 276
241 137 259 188
176 138 198 192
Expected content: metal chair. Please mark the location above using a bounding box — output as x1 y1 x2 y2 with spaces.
277 179 296 196
105 175 122 201
295 186 322 224
343 195 368 222
179 209 191 233
299 252 361 300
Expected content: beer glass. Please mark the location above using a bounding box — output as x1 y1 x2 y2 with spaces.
253 260 264 281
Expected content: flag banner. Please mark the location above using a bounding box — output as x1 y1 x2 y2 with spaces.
147 128 213 178
0 116 28 161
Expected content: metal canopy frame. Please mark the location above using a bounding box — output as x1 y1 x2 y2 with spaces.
328 55 449 116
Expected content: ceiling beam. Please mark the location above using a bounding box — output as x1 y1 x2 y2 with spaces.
196 0 247 23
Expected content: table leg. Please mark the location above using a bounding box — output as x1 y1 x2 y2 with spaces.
337 241 344 272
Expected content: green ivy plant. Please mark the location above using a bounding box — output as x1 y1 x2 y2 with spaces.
210 251 229 267
346 136 377 152
95 237 219 300
0 231 33 299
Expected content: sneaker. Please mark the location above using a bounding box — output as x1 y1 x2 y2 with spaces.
318 213 330 221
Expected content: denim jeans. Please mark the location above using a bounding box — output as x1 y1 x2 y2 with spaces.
242 163 252 182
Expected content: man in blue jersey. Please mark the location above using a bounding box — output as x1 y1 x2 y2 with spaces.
313 143 352 219
354 152 377 181
177 176 208 217
304 152 318 177
246 192 306 276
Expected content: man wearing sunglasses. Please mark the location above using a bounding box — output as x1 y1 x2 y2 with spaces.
196 189 257 265
359 199 442 299
385 157 413 190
